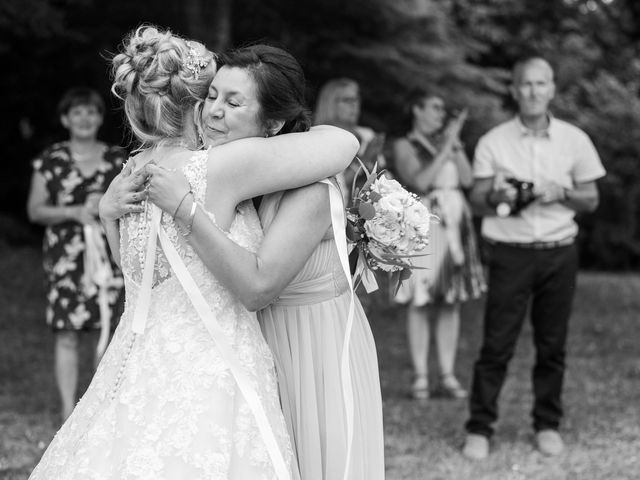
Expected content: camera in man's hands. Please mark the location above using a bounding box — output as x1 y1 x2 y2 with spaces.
504 178 536 215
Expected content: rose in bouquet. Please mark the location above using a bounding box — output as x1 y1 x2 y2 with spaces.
346 162 438 294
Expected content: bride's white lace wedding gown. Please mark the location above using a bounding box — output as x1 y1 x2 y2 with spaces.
29 151 293 480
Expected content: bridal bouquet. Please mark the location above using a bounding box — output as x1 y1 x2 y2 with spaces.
346 162 437 294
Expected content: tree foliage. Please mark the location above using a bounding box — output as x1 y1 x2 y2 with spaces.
2 0 639 268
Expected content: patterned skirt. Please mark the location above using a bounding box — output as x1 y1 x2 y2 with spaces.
395 189 486 306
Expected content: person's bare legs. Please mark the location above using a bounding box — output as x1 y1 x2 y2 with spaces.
55 331 80 422
407 304 430 398
435 302 467 398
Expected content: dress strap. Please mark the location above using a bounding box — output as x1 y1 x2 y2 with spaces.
155 210 290 480
319 178 355 480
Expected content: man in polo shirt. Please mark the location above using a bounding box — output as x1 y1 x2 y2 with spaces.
462 57 605 460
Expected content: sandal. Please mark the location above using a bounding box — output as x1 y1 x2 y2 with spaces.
411 374 429 400
438 375 468 399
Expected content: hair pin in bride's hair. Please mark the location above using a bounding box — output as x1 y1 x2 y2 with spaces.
184 42 210 78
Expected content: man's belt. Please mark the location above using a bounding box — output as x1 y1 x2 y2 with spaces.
486 237 574 250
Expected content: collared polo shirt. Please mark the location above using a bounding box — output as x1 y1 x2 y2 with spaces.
473 116 606 243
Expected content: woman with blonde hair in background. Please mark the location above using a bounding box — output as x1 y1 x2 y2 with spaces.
314 77 387 203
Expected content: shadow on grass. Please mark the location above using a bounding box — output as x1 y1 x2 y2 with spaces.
2 246 639 479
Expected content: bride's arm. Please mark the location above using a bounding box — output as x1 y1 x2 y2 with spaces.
167 182 331 311
98 159 147 267
210 125 358 203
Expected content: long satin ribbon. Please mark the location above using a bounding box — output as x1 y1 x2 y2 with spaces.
156 213 290 480
319 179 355 480
353 251 380 293
131 206 161 334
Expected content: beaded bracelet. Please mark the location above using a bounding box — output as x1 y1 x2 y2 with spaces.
172 190 193 220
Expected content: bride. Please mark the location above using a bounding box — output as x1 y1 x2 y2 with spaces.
28 26 358 480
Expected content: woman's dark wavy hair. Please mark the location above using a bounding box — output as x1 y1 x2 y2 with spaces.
404 88 440 118
219 45 312 135
57 87 105 117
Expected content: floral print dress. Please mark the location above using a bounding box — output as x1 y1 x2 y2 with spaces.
32 142 125 331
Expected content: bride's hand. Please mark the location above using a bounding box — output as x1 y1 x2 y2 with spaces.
99 158 147 221
145 163 192 217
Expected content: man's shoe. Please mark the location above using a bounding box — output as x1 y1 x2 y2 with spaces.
535 429 564 456
462 433 489 460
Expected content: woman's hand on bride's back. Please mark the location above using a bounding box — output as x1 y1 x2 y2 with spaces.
145 163 192 217
99 158 147 221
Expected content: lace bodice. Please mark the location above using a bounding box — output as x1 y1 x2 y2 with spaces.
120 150 262 288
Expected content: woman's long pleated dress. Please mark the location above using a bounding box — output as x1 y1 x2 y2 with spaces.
257 190 385 480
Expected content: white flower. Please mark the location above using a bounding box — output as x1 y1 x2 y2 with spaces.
376 191 406 218
404 201 430 229
394 233 413 254
365 215 402 245
372 176 404 195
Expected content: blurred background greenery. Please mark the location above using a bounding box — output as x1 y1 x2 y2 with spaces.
2 0 639 269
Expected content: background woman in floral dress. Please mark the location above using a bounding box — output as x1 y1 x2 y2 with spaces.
27 87 125 422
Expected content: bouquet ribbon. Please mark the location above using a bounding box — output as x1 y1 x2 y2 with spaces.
353 249 379 293
320 179 355 480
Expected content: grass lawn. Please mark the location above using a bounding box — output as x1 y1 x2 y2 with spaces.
1 244 639 479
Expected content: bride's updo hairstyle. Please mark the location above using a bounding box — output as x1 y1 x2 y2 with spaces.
111 25 216 146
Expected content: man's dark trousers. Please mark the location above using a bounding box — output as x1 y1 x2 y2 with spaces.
466 241 578 437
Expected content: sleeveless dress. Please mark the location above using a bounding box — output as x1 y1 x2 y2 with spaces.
29 150 293 480
256 185 385 480
395 134 486 305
